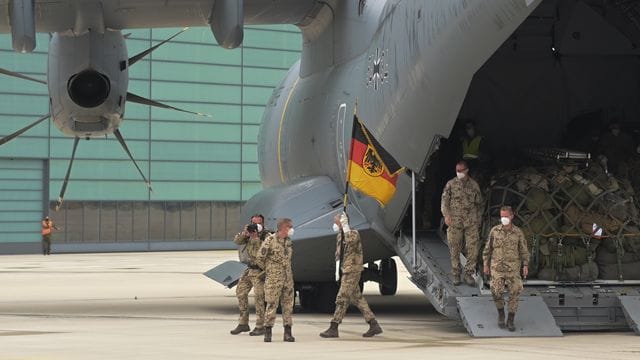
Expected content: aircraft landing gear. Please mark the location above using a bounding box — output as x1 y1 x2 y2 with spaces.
360 258 398 296
298 281 338 313
378 258 398 295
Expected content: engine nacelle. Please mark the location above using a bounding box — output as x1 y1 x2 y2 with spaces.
48 30 128 138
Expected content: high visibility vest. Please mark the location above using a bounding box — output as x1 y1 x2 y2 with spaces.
462 136 482 160
42 221 53 235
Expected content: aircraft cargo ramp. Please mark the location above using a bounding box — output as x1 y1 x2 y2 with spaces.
393 230 640 337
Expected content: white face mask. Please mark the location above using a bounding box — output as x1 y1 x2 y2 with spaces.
256 223 263 232
343 225 351 233
501 217 511 226
456 172 466 179
287 228 294 237
332 223 340 232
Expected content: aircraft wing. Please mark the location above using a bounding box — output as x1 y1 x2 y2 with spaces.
0 0 323 33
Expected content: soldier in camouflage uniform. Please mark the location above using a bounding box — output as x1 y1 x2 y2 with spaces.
230 214 270 336
256 218 295 343
483 206 529 331
441 160 483 286
319 212 383 339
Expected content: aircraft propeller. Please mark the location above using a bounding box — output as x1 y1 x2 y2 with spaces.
0 27 208 210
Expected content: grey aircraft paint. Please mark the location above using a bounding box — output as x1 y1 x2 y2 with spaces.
3 0 640 335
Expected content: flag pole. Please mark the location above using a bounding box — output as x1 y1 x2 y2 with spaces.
412 170 417 270
343 100 358 212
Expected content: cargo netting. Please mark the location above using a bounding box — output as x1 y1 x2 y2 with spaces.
483 164 640 281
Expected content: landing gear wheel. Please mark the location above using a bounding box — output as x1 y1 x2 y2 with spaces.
378 258 397 296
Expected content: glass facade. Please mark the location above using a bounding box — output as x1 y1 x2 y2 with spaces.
0 26 301 253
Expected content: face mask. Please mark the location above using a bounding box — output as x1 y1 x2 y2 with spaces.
332 223 340 232
456 172 466 179
287 228 294 237
256 224 263 232
501 217 511 226
343 225 351 233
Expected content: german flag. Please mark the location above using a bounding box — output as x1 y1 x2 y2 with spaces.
348 115 404 206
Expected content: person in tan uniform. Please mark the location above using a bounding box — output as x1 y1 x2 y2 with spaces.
256 218 295 343
319 212 382 338
230 214 270 336
483 206 529 331
441 160 483 286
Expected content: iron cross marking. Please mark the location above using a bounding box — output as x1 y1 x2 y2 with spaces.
367 48 389 91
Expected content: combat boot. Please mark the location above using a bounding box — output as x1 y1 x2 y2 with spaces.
464 273 476 286
230 324 250 335
507 312 516 332
497 308 505 329
452 273 462 286
283 325 295 342
264 326 272 342
362 319 383 337
249 326 265 336
319 321 339 338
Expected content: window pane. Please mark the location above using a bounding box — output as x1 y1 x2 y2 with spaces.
100 202 117 242
180 202 196 240
116 202 133 242
149 202 165 241
164 202 180 241
132 202 149 242
83 202 99 242
195 202 211 241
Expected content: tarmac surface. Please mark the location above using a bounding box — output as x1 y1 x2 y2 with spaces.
0 251 638 359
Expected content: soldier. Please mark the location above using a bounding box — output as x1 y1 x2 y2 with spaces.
230 214 270 336
482 206 529 332
256 218 295 343
440 160 483 286
41 216 58 255
319 212 383 339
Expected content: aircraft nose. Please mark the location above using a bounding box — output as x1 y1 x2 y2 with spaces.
67 70 111 108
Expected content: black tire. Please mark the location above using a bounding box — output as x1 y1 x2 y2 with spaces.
378 258 397 296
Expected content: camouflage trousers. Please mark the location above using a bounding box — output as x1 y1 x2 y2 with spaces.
264 275 294 327
332 271 375 323
42 234 51 255
446 224 479 276
235 268 265 327
490 273 523 313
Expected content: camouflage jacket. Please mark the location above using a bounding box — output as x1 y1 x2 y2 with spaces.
440 176 483 227
234 229 270 266
256 233 293 282
335 230 364 274
483 224 529 275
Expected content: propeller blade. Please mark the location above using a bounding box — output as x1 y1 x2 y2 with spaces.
0 114 50 146
56 137 80 211
126 92 211 117
127 27 189 67
113 129 153 192
0 68 47 84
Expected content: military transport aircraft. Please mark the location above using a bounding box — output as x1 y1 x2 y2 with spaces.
2 0 640 336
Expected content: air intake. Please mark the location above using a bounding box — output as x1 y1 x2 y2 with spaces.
67 70 111 108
